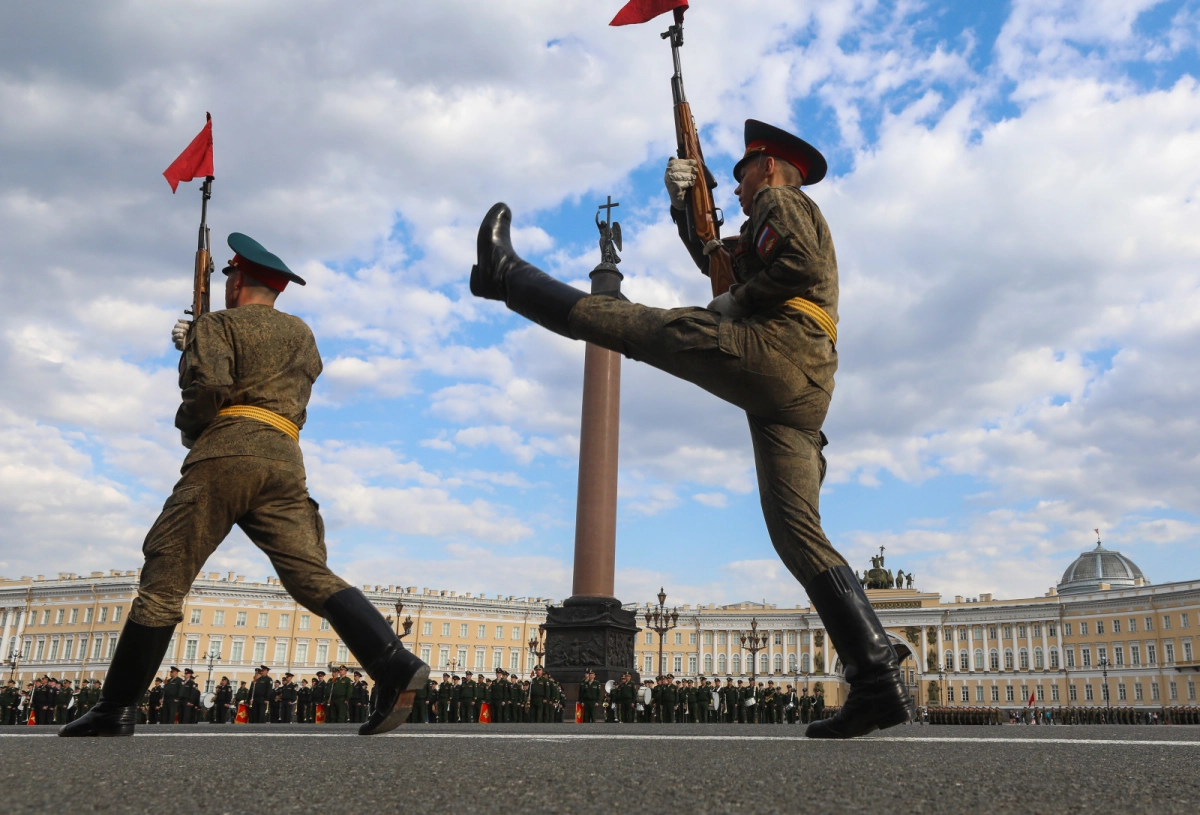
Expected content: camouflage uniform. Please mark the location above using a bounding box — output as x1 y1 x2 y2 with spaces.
129 304 350 628
567 185 846 585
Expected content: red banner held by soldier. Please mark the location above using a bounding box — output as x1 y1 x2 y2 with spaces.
163 113 214 192
610 0 688 26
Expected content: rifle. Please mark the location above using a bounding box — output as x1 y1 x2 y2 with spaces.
661 7 735 297
189 175 215 322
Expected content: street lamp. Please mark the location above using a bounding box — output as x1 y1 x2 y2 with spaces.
1098 655 1111 719
740 617 769 687
527 626 546 670
644 588 679 676
6 645 23 682
386 601 414 642
204 647 222 693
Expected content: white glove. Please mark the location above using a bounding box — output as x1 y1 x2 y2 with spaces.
172 319 190 351
664 157 699 209
707 291 746 320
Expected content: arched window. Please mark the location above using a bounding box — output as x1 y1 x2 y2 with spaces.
989 649 999 671
704 654 713 673
1034 647 1044 669
1004 649 1014 670
732 655 741 674
945 650 955 671
1019 648 1029 670
974 649 984 670
774 654 783 673
802 654 811 673
717 654 727 673
788 654 797 672
1049 648 1060 669
959 651 969 671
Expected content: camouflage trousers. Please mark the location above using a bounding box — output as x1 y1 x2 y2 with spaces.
569 299 847 587
129 456 351 627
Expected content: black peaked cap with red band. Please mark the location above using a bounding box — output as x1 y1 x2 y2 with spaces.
732 119 827 186
222 232 306 292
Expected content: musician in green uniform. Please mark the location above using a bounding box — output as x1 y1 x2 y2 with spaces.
469 120 912 739
460 671 476 723
528 666 551 723
0 680 18 725
328 665 353 724
61 233 428 738
161 667 183 725
578 669 601 723
252 667 273 724
309 671 327 722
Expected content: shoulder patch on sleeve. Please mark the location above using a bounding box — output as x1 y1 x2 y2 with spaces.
755 220 785 262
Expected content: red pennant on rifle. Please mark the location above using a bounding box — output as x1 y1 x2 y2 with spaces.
610 0 688 26
163 113 214 193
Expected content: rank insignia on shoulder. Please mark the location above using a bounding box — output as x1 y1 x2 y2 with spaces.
756 221 783 262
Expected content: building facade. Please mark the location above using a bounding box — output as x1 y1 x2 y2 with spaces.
3 543 1198 710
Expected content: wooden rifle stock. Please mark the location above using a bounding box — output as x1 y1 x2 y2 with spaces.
189 176 214 322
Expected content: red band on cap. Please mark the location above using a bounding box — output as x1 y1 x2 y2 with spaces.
231 254 288 292
745 139 810 182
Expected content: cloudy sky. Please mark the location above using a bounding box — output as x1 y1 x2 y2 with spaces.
2 0 1199 608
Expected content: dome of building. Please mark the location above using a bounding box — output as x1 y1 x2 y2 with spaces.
1057 541 1147 595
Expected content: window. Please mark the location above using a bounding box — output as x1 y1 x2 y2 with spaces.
1065 648 1075 668
1079 621 1087 636
787 632 796 645
460 625 469 638
279 613 290 629
944 628 952 642
1032 624 1041 638
1084 684 1094 701
1062 622 1071 636
1095 620 1104 635
1131 644 1141 665
1003 625 1012 639
959 627 968 641
1081 648 1092 668
1118 683 1127 701
675 655 683 673
1165 642 1175 663
802 654 811 673
1129 618 1137 633
1036 685 1044 702
945 650 954 670
296 643 308 663
420 621 432 636
49 638 59 660
495 626 504 640
976 685 985 702
1034 648 1044 669
1019 648 1029 670
1184 641 1193 662
1050 648 1059 669
339 643 350 663
41 610 50 625
257 613 269 628
1135 682 1144 701
236 612 247 627
185 638 198 661
788 654 797 672
477 625 486 639
442 623 451 637
474 649 485 669
1068 684 1077 702
718 654 727 673
510 651 520 672
1005 649 1014 670
732 655 741 673
1163 615 1171 631
1047 623 1056 637
190 609 202 625
83 608 93 624
1115 646 1124 666
316 643 328 664
457 648 467 667
1112 618 1121 633
439 648 449 668
1098 645 1107 664
320 618 330 631
1183 613 1191 629
1006 685 1015 702
705 655 713 672
959 651 969 671
213 610 225 627
773 632 782 645
300 615 310 630
774 654 783 672
253 642 266 663
974 649 984 670
674 632 682 645
991 685 999 702
54 609 64 625
1145 616 1154 631
645 655 654 673
106 636 117 659
988 626 997 639
959 686 969 703
98 607 107 624
274 641 287 663
92 637 103 659
689 632 697 645
1190 682 1197 702
718 632 727 645
1151 682 1160 701
493 649 503 669
63 638 73 660
645 632 653 644
990 649 999 670
1148 644 1157 664
1017 624 1026 638
1051 684 1059 702
704 632 714 645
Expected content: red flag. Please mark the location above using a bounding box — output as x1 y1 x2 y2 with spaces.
313 703 325 724
235 702 249 724
163 114 214 193
27 708 36 726
610 0 688 26
575 702 584 723
1028 693 1036 707
480 702 492 723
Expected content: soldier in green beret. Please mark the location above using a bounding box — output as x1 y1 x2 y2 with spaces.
61 233 428 739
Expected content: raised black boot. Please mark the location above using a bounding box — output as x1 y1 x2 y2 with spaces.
804 566 914 739
471 202 587 338
323 587 430 736
59 620 175 737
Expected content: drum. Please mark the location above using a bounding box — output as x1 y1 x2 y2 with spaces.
711 691 721 709
744 696 756 707
604 680 616 695
201 692 216 709
639 687 653 704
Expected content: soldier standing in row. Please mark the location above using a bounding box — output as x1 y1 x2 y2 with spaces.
214 677 233 724
351 671 369 723
0 680 17 725
182 669 199 724
437 673 452 723
460 672 476 723
578 669 600 723
328 665 352 723
161 667 183 725
529 667 551 723
60 233 428 739
146 678 162 723
296 678 310 723
252 666 273 724
310 671 328 722
470 119 912 739
280 674 298 723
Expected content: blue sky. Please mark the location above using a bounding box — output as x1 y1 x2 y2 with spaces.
3 0 1200 607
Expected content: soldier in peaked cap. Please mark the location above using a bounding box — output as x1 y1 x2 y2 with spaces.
470 118 910 740
62 232 428 739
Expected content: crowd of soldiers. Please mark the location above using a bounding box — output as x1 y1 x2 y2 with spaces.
6 669 1198 727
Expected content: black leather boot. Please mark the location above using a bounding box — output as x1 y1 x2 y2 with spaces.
59 620 175 737
805 566 914 739
323 587 430 736
471 202 587 338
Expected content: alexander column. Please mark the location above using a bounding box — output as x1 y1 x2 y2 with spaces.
543 198 640 718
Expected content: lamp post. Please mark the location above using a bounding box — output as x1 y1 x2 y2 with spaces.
386 601 414 642
1098 655 1111 720
528 626 546 671
204 647 222 693
6 645 22 682
644 588 678 677
740 618 769 687
937 669 946 708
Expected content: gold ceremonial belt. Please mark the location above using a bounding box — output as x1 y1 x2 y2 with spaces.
782 297 837 346
216 405 300 443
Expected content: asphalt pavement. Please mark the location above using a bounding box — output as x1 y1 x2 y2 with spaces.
3 723 1199 814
